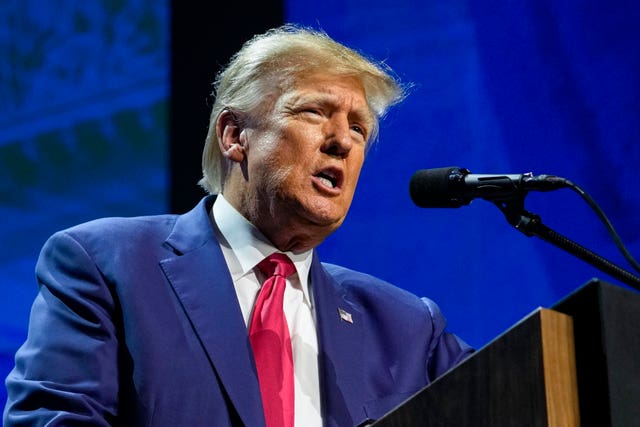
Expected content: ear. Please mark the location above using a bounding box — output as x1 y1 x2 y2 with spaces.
216 109 245 163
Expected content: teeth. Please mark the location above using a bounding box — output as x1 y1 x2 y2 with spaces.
318 176 335 188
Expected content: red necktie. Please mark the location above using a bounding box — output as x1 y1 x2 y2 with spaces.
249 253 295 427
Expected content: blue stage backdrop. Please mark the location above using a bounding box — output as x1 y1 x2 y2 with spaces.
0 1 169 406
287 0 639 347
1 0 639 409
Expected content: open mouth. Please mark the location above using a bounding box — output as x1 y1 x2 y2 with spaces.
314 168 343 191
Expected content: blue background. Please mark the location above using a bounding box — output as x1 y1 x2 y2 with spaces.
288 0 640 346
1 0 169 407
2 0 639 410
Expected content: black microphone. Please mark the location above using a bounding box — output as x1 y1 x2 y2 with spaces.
409 167 569 208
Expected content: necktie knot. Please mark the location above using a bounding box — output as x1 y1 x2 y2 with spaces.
258 253 295 279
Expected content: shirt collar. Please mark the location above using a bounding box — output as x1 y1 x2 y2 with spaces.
212 194 314 304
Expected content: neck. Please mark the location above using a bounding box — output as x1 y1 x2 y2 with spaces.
258 220 328 254
221 190 336 254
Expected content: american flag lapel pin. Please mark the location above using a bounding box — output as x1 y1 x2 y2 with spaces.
338 307 353 324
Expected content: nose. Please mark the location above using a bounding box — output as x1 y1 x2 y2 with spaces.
321 114 353 158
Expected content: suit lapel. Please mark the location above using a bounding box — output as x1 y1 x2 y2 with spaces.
159 197 265 427
311 254 369 426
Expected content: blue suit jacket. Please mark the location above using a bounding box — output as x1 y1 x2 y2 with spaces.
4 196 472 426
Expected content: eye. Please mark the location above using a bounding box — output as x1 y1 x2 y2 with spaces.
350 124 366 137
300 107 323 116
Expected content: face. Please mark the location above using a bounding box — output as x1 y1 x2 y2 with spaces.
223 73 374 252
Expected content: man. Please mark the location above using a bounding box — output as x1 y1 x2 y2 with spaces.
4 25 472 426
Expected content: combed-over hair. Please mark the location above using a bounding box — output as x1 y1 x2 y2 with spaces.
199 24 406 194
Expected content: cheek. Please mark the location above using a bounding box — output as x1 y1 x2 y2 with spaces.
347 154 365 186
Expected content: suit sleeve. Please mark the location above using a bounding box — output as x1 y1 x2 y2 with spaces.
4 231 120 426
421 297 474 381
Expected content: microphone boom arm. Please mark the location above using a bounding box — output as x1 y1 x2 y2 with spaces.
494 196 640 291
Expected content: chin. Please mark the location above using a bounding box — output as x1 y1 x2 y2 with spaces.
303 203 347 229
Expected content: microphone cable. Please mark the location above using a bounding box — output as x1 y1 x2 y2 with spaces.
558 177 640 275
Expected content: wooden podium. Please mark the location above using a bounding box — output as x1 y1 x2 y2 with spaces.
372 279 640 426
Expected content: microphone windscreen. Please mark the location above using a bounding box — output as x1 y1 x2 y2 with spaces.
409 167 463 208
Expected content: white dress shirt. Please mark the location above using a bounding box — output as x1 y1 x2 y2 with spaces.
211 195 322 426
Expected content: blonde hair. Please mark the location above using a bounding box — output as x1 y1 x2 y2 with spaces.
199 24 406 194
